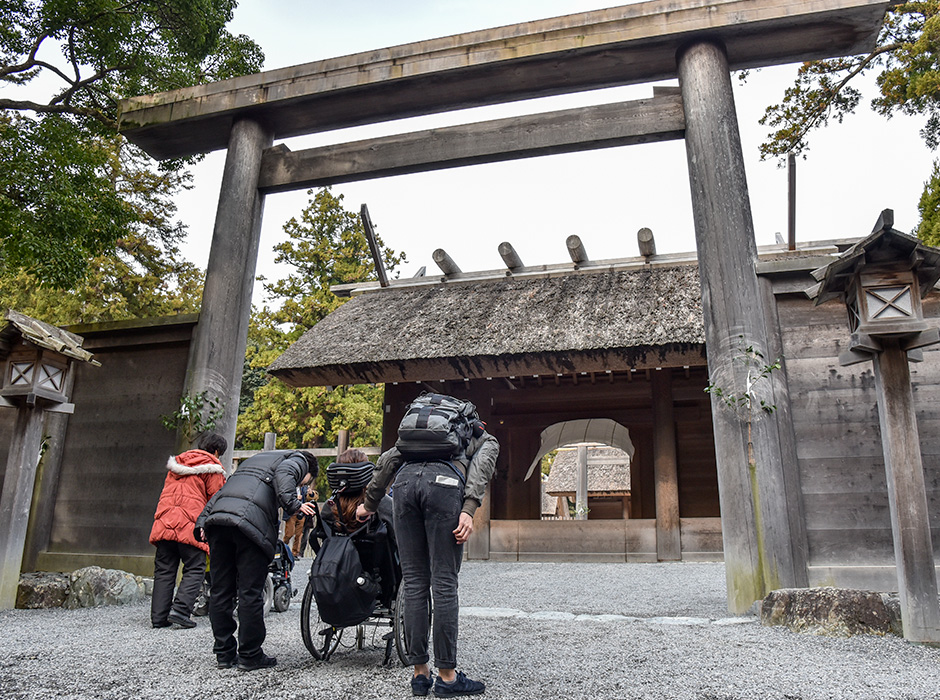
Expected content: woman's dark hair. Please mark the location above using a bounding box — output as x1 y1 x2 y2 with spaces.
196 433 227 456
337 448 367 464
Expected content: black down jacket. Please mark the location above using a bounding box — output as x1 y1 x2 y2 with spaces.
196 450 312 560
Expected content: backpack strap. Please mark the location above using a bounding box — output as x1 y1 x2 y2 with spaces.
442 460 467 486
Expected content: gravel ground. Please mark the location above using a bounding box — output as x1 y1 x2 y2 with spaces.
2 561 940 700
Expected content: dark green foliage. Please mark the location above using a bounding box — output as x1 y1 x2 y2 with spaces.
0 0 264 287
236 188 405 451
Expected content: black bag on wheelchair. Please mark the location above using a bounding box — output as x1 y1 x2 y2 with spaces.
309 527 382 628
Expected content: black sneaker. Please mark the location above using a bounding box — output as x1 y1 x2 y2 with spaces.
236 654 277 672
168 611 196 629
433 671 485 697
217 656 236 670
411 672 433 696
152 619 170 629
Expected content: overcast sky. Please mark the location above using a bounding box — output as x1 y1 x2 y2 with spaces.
172 0 936 300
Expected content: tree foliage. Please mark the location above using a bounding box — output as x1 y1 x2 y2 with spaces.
759 3 940 161
759 3 940 241
236 188 405 451
0 0 263 287
0 137 203 324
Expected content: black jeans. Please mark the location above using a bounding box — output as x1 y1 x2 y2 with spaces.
151 540 206 624
393 461 464 669
206 526 270 662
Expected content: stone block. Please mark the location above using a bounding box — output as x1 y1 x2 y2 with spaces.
64 566 145 608
760 587 903 637
16 572 70 609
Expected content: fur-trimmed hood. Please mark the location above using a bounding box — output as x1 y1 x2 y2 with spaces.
167 449 227 477
151 450 226 551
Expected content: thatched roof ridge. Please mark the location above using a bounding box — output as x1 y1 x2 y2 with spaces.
270 264 703 386
543 446 631 495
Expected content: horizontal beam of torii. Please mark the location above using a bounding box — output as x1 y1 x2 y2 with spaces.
257 91 684 193
119 0 890 161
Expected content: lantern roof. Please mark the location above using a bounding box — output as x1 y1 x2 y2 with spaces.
805 209 940 306
0 309 100 366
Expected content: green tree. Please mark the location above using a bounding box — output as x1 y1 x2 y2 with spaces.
758 3 940 239
236 188 405 451
0 138 203 324
0 0 263 287
759 3 940 160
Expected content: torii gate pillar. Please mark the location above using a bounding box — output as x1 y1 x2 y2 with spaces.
184 118 272 461
678 40 808 613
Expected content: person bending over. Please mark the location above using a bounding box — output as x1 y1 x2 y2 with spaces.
357 428 499 697
195 449 318 671
149 432 227 629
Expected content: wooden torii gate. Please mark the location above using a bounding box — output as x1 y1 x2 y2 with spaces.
118 0 894 613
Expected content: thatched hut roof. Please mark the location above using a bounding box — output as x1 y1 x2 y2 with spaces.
543 445 631 496
270 264 704 386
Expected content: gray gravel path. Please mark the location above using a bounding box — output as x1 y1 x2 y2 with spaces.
2 561 939 699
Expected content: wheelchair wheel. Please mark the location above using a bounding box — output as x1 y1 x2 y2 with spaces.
192 573 210 617
262 573 274 616
394 584 432 666
300 581 343 660
273 583 291 613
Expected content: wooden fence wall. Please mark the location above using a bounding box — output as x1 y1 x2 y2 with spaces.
772 289 940 590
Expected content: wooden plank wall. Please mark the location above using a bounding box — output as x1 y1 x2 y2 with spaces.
775 293 940 587
40 320 196 574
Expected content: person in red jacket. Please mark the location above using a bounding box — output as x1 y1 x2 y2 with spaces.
150 433 227 629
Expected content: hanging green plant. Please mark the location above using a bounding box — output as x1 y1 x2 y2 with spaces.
161 391 224 446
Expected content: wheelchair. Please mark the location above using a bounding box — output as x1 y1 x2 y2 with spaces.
299 501 431 665
192 538 296 617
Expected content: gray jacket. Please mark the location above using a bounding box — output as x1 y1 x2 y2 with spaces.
363 431 499 517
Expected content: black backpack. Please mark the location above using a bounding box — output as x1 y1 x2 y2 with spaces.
395 392 482 460
309 526 381 628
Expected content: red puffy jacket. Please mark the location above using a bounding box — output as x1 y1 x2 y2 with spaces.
149 449 226 553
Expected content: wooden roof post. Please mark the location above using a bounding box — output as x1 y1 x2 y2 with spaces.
433 249 461 276
183 118 273 465
638 228 657 258
498 242 524 270
679 39 802 613
360 204 389 287
567 235 588 264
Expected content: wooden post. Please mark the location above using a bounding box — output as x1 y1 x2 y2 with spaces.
679 39 799 612
337 429 349 455
575 444 588 520
567 235 588 264
184 118 273 465
0 404 46 609
498 242 524 270
360 203 389 287
263 432 276 451
652 369 681 561
432 249 461 275
872 340 940 643
638 228 657 258
22 370 75 571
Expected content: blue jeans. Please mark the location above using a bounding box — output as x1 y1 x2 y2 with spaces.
393 461 464 669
